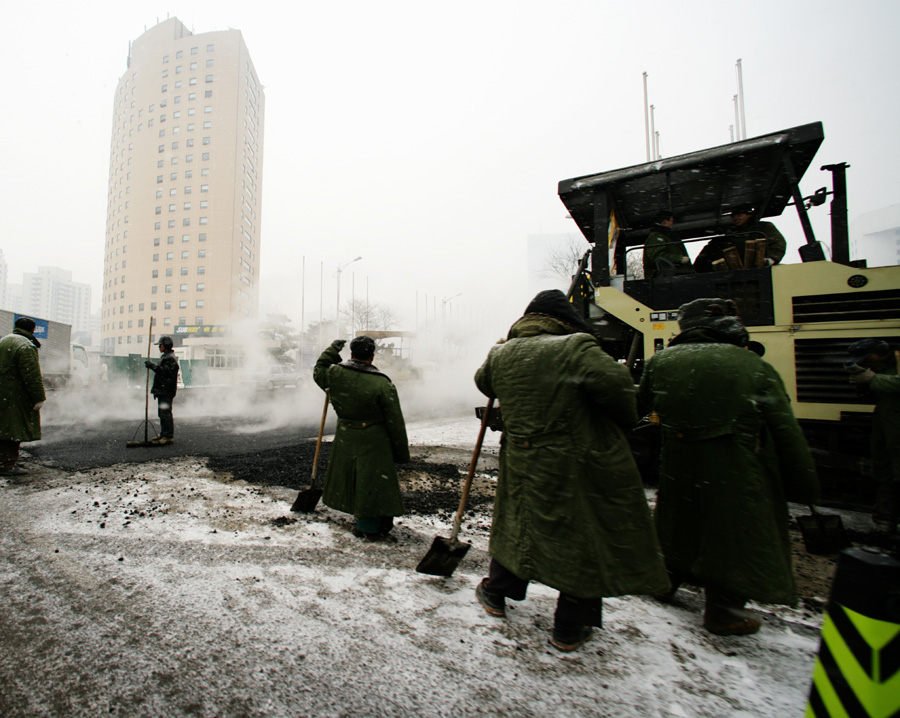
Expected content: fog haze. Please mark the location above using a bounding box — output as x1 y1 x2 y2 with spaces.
2 0 898 338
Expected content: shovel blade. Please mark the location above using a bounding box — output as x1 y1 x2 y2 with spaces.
291 488 323 513
415 535 472 576
797 513 851 555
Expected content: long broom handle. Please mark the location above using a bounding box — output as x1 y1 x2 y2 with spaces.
143 317 155 442
450 396 495 544
310 390 329 484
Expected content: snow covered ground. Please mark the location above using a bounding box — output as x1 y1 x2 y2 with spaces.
0 421 829 718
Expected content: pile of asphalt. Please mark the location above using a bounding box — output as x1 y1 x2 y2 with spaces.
206 441 494 516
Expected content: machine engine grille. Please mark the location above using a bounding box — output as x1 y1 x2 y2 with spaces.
794 338 876 404
793 289 900 323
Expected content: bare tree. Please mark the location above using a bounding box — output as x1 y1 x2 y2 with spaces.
542 235 589 286
342 298 400 335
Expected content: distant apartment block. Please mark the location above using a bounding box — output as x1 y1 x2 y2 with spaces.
22 267 93 334
102 17 264 355
0 249 8 311
851 204 900 267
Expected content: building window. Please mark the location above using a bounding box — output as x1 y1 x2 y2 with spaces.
179 300 187 309
199 217 208 225
197 266 205 274
153 253 159 261
200 200 208 209
166 252 174 260
165 268 173 277
164 301 172 310
164 318 172 326
198 249 206 258
151 286 158 294
202 137 210 145
205 75 213 83
181 251 190 259
189 77 197 86
182 234 190 242
152 270 159 278
161 84 167 93
165 285 172 293
150 302 157 310
201 184 208 192
183 218 190 226
180 268 188 276
183 202 191 210
197 283 205 292
201 153 209 161
199 234 207 243
196 300 205 308
180 284 188 292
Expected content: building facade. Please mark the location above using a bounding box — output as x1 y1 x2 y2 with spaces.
102 18 264 355
850 204 900 268
22 267 93 335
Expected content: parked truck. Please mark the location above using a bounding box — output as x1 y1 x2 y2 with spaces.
557 122 900 502
0 310 90 389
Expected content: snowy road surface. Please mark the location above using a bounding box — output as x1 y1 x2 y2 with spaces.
0 449 825 718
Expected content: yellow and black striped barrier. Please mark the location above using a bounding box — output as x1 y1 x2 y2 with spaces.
806 546 900 718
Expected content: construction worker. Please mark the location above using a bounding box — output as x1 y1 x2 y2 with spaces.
847 338 900 533
313 335 409 539
145 336 179 445
0 317 46 476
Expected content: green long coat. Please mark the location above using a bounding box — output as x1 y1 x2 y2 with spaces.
475 315 669 599
638 331 819 604
0 329 46 442
868 364 900 483
643 225 694 279
314 345 409 518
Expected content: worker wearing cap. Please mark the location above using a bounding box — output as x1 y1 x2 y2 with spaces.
0 317 46 476
145 336 179 445
642 210 695 279
727 203 787 265
314 335 409 539
847 338 900 533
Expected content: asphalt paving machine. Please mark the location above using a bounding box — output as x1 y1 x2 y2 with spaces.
557 121 900 501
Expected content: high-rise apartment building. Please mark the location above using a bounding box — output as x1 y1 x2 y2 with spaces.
22 267 93 335
102 18 264 355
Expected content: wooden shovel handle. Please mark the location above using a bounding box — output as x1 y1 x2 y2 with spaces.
450 397 495 543
311 390 329 483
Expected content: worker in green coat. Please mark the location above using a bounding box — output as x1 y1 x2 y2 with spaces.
473 289 669 652
638 298 819 636
642 210 694 279
314 335 410 539
847 338 900 534
0 317 47 476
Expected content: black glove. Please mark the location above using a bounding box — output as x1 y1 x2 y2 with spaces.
331 339 346 351
145 360 155 370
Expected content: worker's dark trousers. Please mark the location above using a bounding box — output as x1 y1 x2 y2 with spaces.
156 395 175 438
0 440 20 471
485 558 603 629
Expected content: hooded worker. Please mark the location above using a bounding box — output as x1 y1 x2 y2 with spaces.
638 298 819 636
313 335 409 539
473 289 669 652
0 317 46 476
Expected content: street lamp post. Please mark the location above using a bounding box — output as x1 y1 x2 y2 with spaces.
335 256 362 339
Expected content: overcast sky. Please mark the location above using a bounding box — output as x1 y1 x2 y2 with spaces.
1 0 898 334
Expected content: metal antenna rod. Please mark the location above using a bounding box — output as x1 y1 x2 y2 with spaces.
643 72 651 161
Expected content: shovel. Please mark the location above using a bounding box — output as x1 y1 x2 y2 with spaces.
416 397 495 577
797 505 851 555
290 390 330 512
127 317 159 448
